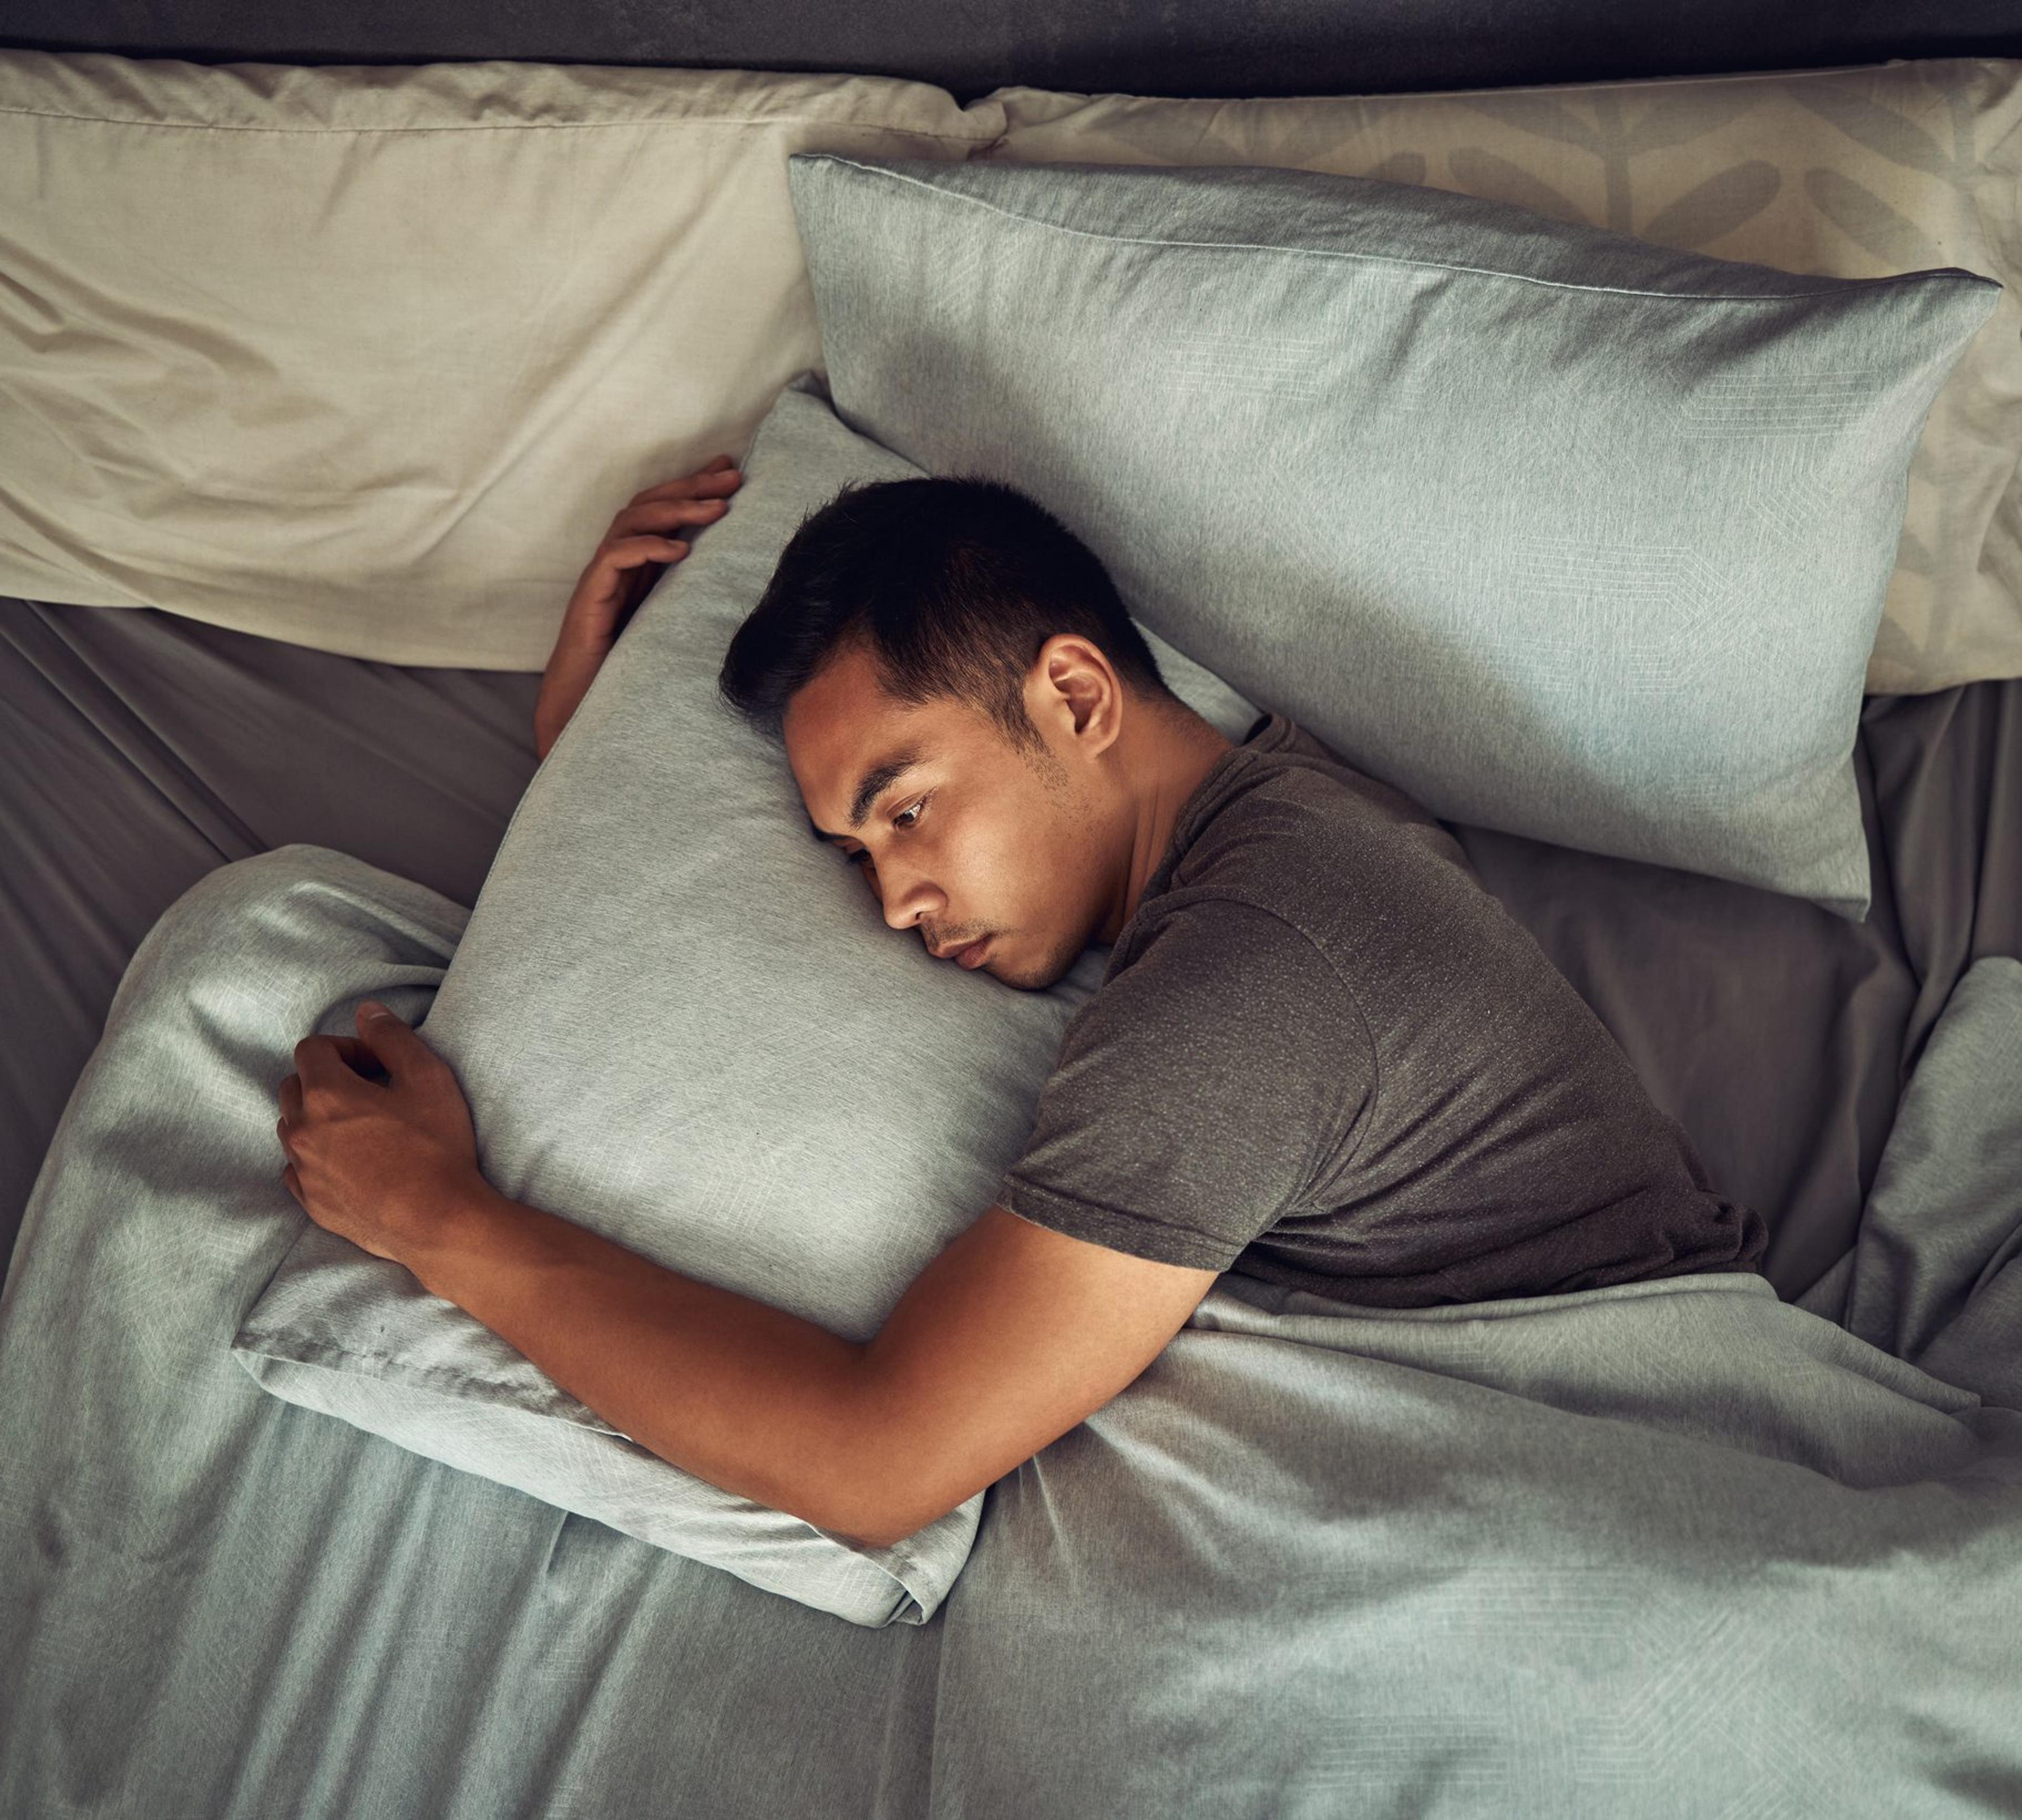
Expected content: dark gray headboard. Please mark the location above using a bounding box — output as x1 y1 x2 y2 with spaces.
4 0 2020 102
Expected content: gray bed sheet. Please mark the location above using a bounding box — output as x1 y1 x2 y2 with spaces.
4 594 2019 1304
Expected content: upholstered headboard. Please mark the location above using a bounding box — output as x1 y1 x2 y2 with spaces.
5 0 2022 101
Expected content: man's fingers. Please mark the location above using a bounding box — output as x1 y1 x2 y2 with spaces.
602 536 689 572
610 496 732 541
628 464 742 506
614 497 723 530
292 1034 351 1092
282 1039 386 1117
329 1035 391 1080
354 1002 446 1079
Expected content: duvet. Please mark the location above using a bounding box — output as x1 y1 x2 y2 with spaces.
2 842 2018 1818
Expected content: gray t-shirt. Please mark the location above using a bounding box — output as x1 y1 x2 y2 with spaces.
996 712 1768 1307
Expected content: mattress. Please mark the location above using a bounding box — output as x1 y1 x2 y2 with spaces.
4 591 2018 1302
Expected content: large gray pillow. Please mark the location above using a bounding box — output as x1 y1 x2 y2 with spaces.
784 153 2002 919
231 373 1259 1629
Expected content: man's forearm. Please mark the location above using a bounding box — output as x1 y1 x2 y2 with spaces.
401 1180 889 1544
532 632 614 759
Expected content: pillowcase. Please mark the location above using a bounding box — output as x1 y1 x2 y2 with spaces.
232 373 1260 1629
980 58 2022 698
784 151 2000 918
0 49 1002 668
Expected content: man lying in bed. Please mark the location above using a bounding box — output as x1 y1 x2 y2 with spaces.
274 456 1767 1554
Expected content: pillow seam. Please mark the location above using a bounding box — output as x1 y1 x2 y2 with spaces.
240 1336 624 1429
807 154 1997 304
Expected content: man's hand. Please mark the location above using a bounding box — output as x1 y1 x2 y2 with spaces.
534 455 744 760
275 1003 488 1262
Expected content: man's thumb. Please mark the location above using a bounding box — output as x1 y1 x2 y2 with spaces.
358 1000 411 1041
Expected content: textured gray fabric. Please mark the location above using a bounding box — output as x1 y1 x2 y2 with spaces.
999 711 1769 1302
230 375 1260 1627
4 844 2021 1812
1800 955 2022 1408
786 151 2003 916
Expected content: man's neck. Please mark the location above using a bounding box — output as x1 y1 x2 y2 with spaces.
1099 707 1238 943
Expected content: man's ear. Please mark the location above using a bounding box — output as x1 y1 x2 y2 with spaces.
1029 634 1124 757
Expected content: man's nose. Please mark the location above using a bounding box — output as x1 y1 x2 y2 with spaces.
876 860 943 931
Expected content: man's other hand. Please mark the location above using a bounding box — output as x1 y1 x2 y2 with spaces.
534 455 745 759
275 1002 488 1261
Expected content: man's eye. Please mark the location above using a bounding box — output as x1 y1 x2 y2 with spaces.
894 798 926 830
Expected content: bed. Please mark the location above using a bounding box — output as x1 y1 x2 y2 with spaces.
3 6 2021 1813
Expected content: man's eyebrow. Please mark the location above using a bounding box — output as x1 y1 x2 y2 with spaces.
809 748 924 842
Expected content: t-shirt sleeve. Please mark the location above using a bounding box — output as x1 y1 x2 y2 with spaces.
996 897 1375 1271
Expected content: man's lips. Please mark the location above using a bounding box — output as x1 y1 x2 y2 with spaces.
934 936 990 968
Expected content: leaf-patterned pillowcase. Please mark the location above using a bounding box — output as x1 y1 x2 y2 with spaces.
978 61 2022 695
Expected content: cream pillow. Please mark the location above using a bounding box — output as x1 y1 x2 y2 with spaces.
0 51 1001 668
981 59 2022 695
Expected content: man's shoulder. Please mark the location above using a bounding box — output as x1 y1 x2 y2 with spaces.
1257 721 1467 835
1160 722 1484 933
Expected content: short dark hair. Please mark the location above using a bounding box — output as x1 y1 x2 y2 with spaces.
717 476 1175 751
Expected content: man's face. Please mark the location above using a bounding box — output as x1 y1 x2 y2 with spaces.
783 640 1124 990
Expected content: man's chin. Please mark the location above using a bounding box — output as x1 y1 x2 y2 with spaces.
990 937 1084 993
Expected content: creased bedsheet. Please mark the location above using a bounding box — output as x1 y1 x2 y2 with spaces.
2 842 2019 1817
